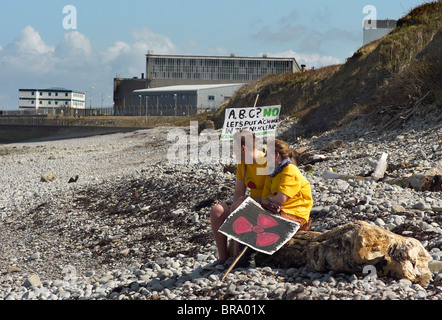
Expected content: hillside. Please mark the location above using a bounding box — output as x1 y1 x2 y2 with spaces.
211 1 442 137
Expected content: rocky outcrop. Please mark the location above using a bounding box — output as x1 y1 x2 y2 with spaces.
255 220 433 286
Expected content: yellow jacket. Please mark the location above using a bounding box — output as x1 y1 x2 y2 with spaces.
236 153 268 199
262 163 313 221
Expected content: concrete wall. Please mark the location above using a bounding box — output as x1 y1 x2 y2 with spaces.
0 125 137 144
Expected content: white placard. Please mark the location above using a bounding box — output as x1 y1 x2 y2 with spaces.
220 105 281 140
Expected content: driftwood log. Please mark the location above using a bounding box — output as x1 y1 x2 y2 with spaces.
254 220 433 286
322 168 442 192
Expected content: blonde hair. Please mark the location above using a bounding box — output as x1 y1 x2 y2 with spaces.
274 139 297 164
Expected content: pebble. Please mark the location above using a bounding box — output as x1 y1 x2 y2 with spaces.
0 121 441 301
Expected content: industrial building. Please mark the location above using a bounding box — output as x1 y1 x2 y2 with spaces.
19 88 86 113
363 19 397 45
113 75 147 114
113 53 301 114
130 83 244 116
145 53 301 87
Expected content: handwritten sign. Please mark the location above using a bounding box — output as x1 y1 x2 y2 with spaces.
219 197 300 255
220 105 281 140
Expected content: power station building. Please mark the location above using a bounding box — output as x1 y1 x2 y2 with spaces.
114 53 301 115
363 19 397 45
130 83 244 116
145 53 301 87
19 88 86 113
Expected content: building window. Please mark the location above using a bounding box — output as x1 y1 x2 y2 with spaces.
208 95 215 101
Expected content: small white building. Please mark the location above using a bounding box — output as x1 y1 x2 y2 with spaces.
19 88 86 111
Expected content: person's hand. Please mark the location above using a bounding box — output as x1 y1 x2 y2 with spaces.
269 201 282 213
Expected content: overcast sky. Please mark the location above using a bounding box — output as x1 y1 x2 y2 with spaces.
0 0 426 110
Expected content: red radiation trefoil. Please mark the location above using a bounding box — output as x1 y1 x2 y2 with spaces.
232 214 280 247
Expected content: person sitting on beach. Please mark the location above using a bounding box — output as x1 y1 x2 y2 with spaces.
209 130 267 263
261 139 313 231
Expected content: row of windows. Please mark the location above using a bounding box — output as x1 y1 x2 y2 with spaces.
147 58 293 80
150 66 286 74
25 91 85 98
30 92 69 97
25 100 84 105
150 71 271 81
149 57 291 69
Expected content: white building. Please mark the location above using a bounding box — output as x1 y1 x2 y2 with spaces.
19 88 86 111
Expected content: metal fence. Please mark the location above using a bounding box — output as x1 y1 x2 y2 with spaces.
0 115 184 128
114 104 198 117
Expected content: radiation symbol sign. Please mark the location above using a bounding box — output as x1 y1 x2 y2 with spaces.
219 197 300 255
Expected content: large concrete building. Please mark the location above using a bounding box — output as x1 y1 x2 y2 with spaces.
131 83 244 116
363 19 397 45
19 88 85 113
113 53 301 114
145 53 301 87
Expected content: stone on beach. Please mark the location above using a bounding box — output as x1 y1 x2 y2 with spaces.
23 274 42 288
40 171 57 182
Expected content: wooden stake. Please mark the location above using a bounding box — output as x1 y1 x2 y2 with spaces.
221 245 248 282
253 94 260 108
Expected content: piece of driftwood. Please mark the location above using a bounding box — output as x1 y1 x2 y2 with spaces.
386 173 442 192
378 91 431 132
255 220 433 286
371 152 388 181
323 166 441 192
322 152 389 182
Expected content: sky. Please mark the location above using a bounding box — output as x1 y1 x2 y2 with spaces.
0 0 428 110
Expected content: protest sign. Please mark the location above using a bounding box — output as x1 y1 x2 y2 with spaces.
219 197 300 255
220 105 281 140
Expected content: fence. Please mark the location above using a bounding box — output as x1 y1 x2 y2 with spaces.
114 104 199 117
0 115 186 128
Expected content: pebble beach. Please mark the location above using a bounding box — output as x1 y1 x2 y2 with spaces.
0 118 441 303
